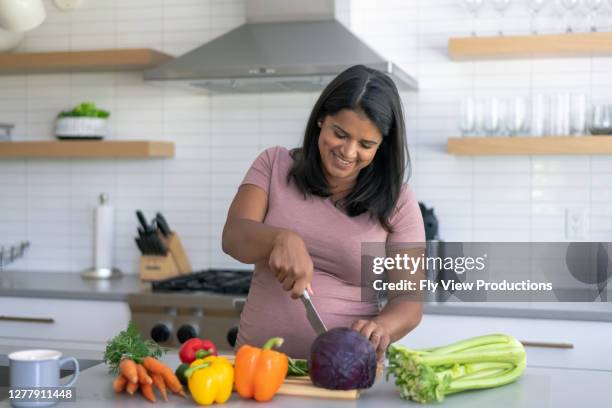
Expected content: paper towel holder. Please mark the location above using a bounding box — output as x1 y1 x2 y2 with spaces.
81 193 122 280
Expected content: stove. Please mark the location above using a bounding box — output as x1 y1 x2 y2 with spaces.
128 269 252 351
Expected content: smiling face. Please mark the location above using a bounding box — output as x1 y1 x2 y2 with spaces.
317 109 383 194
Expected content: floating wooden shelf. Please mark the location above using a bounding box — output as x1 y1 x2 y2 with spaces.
448 136 612 155
0 48 173 75
0 141 175 158
448 32 612 60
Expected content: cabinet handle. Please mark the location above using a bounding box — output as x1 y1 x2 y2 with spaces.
520 340 574 349
0 315 55 324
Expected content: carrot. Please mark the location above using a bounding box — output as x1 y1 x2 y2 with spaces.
140 382 157 403
136 364 153 385
142 356 168 375
162 371 186 398
119 359 138 384
142 357 186 398
126 381 139 395
113 375 128 393
151 373 168 402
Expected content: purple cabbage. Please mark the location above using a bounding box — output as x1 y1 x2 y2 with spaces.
309 327 377 390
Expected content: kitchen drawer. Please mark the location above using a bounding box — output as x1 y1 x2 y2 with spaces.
397 313 612 371
0 297 129 344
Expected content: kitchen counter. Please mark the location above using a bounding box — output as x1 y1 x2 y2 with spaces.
1 350 610 408
1 270 611 321
424 301 612 322
0 270 144 302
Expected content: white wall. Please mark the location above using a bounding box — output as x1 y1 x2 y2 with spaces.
1 0 611 274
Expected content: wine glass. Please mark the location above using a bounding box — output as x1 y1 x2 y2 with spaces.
463 0 485 36
560 0 580 32
570 94 587 136
585 0 604 31
527 0 549 34
459 98 476 137
506 97 529 136
483 98 503 136
531 94 550 137
550 93 571 136
492 0 512 36
589 104 612 135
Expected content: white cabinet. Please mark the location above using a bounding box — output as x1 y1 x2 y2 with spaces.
397 314 612 371
0 297 129 344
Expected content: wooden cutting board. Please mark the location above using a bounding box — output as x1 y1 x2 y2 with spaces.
279 376 360 400
221 355 380 400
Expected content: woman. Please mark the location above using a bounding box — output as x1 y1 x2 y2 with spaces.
222 65 425 361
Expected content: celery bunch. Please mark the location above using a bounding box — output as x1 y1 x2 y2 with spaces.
387 334 526 403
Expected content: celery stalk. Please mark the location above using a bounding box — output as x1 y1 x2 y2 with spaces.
387 334 527 403
428 334 513 355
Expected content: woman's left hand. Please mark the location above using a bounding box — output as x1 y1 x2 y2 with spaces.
351 319 391 363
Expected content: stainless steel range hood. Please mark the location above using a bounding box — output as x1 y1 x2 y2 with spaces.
144 0 418 93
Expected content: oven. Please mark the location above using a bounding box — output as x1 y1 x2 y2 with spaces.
127 269 251 352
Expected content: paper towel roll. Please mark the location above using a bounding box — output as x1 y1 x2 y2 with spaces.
94 193 114 270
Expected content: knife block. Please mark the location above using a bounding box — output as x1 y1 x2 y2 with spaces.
139 254 179 281
162 232 192 275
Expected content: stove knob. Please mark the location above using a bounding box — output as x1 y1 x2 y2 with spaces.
177 324 198 344
227 326 239 348
150 323 171 343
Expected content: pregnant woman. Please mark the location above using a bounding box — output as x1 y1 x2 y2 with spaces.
222 65 425 361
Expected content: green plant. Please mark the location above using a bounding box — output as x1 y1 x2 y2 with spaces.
58 102 110 119
103 322 164 375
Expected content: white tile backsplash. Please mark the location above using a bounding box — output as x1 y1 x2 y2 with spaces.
1 0 611 274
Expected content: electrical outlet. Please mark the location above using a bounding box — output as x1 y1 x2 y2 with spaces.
565 208 587 240
53 0 83 11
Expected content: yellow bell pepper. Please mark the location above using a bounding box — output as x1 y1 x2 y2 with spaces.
185 356 234 405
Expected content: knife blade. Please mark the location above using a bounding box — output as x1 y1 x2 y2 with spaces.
301 290 327 335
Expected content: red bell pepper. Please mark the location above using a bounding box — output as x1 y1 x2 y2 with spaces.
179 338 218 364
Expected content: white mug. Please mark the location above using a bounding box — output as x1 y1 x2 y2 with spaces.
0 0 46 33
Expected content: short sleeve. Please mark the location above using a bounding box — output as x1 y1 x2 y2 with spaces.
240 147 279 194
387 184 425 243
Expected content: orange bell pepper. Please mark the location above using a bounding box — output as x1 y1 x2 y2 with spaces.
234 337 288 402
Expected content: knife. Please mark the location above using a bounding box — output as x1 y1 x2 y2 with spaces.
156 212 172 237
136 210 153 233
301 290 327 335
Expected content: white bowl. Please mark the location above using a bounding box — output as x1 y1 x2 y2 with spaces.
0 0 46 33
55 117 109 139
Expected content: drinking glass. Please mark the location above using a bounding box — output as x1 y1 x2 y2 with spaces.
527 0 549 34
474 98 485 136
550 93 571 136
459 98 476 137
492 0 512 35
560 0 580 32
585 0 604 31
483 98 503 136
570 93 587 135
506 97 529 136
531 93 550 136
463 0 486 36
589 103 612 135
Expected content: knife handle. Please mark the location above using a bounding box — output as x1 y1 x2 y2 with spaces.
136 210 149 232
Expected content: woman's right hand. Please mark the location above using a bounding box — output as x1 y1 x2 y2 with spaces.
269 230 314 299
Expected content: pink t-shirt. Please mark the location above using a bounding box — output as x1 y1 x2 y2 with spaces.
234 146 425 358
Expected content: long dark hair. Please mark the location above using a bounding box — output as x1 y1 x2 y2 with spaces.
288 65 410 232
